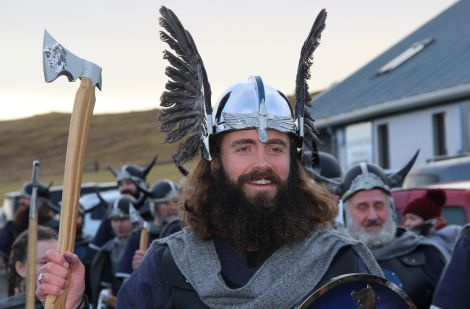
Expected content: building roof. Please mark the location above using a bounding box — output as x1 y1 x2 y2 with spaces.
311 0 470 128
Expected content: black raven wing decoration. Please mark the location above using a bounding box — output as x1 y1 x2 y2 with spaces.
295 9 327 173
158 6 213 165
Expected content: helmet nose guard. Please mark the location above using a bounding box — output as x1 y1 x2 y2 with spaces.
214 76 297 143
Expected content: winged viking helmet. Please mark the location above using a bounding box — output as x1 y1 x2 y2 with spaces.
158 6 327 172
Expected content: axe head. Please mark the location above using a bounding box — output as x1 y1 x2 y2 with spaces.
43 30 102 90
129 204 145 228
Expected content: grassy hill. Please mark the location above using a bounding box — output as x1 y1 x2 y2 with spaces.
0 91 319 201
0 109 188 201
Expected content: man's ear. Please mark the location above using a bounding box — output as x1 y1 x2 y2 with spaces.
15 260 26 278
210 158 220 172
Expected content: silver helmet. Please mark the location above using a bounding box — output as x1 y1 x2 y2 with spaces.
310 150 420 201
158 6 326 171
214 76 296 143
109 194 136 220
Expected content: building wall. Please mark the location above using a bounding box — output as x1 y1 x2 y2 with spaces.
373 103 463 169
332 101 466 171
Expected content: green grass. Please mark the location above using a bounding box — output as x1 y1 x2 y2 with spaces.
0 109 192 202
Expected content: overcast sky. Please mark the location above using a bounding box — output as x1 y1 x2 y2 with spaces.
0 0 458 120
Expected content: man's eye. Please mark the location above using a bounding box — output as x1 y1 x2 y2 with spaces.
374 203 385 210
270 147 283 153
237 146 250 152
356 204 368 211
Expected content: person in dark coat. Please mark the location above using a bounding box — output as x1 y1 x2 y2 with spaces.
341 161 447 309
0 182 57 263
89 195 135 306
116 179 181 280
431 224 470 309
402 189 462 257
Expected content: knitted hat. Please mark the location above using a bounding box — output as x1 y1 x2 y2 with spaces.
403 189 446 220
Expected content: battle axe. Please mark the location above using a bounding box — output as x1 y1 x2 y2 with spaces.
26 161 40 309
43 30 102 308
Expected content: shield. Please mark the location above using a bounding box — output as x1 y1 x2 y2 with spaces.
297 273 416 309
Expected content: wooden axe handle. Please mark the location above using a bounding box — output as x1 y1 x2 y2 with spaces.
107 294 117 307
26 216 38 309
45 78 96 309
140 229 150 252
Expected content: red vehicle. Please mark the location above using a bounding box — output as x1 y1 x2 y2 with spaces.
392 181 470 226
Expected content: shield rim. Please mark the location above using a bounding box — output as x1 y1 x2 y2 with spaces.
297 273 417 309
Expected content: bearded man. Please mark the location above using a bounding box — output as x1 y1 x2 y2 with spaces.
111 6 386 306
0 181 57 261
89 157 157 254
114 117 384 308
35 7 384 308
341 162 447 309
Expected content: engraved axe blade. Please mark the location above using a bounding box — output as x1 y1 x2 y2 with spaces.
129 204 148 230
43 30 102 90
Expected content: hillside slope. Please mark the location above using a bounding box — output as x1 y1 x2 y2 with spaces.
0 109 178 196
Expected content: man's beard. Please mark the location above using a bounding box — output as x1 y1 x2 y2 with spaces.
346 210 396 248
120 188 139 199
13 206 29 232
13 202 55 232
205 164 316 252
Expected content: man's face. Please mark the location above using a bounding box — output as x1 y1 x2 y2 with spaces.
156 200 180 221
19 196 31 208
403 213 424 230
110 218 133 238
76 213 84 236
118 179 138 197
346 189 390 234
218 129 290 201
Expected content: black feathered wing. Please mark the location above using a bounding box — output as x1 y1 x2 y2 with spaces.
295 9 327 172
158 6 212 165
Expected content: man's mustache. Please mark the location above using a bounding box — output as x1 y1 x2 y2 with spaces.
237 168 281 185
363 219 383 228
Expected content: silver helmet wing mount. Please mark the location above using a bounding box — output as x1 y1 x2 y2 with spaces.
295 9 327 172
158 6 213 165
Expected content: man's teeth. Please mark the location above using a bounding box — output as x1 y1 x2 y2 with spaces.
250 179 272 184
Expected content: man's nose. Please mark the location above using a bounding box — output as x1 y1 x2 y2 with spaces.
251 148 271 169
366 208 379 220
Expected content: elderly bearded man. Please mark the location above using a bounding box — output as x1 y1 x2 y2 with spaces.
340 162 447 309
35 7 384 309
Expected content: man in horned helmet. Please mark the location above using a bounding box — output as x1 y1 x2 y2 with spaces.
35 6 392 308
339 159 447 309
89 156 158 254
0 181 58 262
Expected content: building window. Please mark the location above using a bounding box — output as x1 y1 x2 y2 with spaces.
464 102 470 153
377 124 389 169
433 112 447 156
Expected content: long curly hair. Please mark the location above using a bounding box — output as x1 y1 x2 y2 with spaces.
7 226 57 296
181 136 337 241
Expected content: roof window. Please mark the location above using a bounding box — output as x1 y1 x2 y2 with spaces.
376 38 434 76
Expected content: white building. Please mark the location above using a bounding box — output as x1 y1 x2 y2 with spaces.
311 0 470 172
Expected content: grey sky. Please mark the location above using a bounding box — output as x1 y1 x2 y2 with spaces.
0 0 458 120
